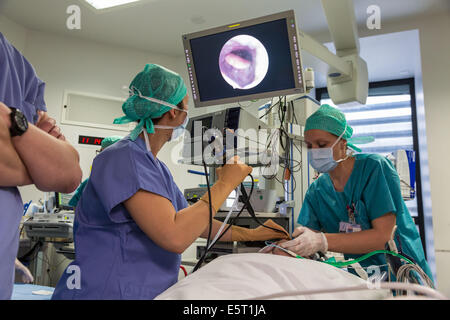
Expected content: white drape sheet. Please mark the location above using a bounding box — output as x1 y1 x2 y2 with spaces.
156 253 390 300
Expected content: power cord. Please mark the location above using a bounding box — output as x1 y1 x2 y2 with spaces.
192 173 255 272
239 175 289 235
262 97 300 195
202 127 214 256
193 126 225 272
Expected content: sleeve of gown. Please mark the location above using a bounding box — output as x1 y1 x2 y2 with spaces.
90 145 173 223
68 178 89 207
0 33 46 124
362 155 401 221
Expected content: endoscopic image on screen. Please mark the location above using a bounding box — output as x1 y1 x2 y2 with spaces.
219 35 269 90
188 18 295 103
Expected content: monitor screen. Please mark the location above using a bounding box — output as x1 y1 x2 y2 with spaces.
183 10 304 107
55 192 75 210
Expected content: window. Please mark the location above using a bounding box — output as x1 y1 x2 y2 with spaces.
316 78 428 257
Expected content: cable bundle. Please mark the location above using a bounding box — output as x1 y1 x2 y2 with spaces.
395 263 435 296
261 96 302 195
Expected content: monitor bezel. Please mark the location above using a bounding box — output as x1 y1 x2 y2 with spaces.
55 192 75 210
182 10 305 108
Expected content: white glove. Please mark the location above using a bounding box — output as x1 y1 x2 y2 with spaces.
279 226 328 257
15 259 34 284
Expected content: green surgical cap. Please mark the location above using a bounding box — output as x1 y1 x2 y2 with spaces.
113 64 187 140
305 104 374 152
101 136 123 149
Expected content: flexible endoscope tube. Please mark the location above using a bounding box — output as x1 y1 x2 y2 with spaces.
324 250 415 268
208 187 239 250
264 241 304 259
262 244 414 269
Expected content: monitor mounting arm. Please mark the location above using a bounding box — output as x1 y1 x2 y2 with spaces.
298 0 368 105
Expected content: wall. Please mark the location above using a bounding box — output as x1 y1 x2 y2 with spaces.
412 32 437 286
374 12 450 296
418 13 450 296
0 14 27 52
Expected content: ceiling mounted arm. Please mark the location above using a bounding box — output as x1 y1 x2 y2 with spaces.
298 0 368 105
321 0 360 56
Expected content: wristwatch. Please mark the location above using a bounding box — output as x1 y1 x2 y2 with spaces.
9 107 29 137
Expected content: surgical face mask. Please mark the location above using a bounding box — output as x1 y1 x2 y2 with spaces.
132 86 189 141
308 125 348 173
153 115 189 141
142 116 189 153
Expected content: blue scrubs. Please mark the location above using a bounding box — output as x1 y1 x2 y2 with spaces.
299 153 433 280
0 33 46 300
52 136 188 300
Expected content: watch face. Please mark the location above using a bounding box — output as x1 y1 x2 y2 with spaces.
14 111 28 131
9 108 28 137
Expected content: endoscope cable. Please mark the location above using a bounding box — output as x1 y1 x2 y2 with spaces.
193 128 214 272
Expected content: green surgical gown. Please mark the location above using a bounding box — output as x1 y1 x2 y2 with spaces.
68 178 89 208
298 153 433 281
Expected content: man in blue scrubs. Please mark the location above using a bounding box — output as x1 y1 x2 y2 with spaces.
0 32 82 299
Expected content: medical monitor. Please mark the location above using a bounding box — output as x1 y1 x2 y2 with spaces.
182 10 305 108
55 192 75 210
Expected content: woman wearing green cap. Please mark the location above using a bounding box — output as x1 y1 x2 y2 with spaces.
52 64 288 300
278 104 433 281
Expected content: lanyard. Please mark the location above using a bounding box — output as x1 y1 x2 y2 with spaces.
346 203 357 224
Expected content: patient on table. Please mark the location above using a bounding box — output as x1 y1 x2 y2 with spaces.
156 251 389 300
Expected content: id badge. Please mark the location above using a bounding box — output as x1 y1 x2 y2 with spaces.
339 222 362 233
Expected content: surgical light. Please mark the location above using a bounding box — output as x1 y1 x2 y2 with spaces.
84 0 141 10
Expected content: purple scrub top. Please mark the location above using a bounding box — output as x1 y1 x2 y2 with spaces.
52 135 188 300
0 32 46 299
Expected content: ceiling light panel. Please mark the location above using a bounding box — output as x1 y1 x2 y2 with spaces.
84 0 141 10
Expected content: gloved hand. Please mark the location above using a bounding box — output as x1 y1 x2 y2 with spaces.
279 226 328 257
15 259 34 284
231 219 291 242
200 156 252 212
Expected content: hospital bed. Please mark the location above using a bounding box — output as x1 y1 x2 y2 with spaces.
156 253 446 300
10 254 444 300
